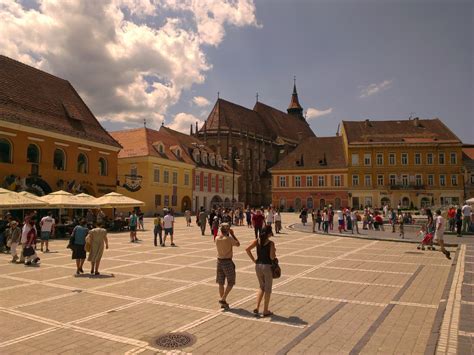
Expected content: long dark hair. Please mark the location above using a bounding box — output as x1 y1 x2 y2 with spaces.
258 226 272 246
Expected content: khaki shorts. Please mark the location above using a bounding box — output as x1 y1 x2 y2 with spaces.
255 263 273 294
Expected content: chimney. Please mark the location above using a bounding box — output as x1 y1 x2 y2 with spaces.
190 124 194 136
364 119 371 127
413 117 420 127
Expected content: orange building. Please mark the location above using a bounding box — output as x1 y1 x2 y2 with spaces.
0 55 121 196
270 136 349 210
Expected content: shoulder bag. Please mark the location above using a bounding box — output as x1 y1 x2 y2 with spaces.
271 258 281 279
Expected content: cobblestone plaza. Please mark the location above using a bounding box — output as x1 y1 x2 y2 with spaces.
0 214 470 354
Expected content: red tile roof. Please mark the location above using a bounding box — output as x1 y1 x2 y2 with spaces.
270 136 347 171
110 127 232 172
202 98 315 143
0 55 120 148
462 146 474 161
342 118 461 145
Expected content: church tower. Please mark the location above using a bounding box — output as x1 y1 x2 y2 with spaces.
287 77 304 119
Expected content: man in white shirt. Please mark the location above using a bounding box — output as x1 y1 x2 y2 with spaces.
336 209 344 233
162 210 175 247
265 208 274 226
461 203 472 233
435 209 450 260
40 211 55 253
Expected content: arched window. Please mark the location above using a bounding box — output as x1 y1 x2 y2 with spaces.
98 157 107 176
307 197 314 209
294 197 302 210
319 199 326 209
0 138 12 163
381 197 391 207
53 149 66 170
335 198 341 209
26 144 40 163
279 198 286 210
420 197 431 208
402 196 410 208
77 153 88 173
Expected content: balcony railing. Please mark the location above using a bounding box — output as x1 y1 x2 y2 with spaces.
389 184 425 190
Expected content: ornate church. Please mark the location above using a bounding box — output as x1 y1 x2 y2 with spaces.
194 82 315 206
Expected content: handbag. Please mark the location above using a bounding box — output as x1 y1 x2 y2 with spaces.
67 235 75 249
23 246 35 257
85 234 92 253
271 258 281 279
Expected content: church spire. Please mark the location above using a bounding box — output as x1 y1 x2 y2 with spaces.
287 76 304 119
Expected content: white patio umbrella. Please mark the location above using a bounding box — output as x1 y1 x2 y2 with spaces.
75 193 100 208
0 188 48 209
38 190 85 208
466 197 474 204
95 192 145 208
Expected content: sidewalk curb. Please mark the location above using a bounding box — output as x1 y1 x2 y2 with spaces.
287 223 459 248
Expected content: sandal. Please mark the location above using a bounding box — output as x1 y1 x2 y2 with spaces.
253 309 259 316
262 311 273 317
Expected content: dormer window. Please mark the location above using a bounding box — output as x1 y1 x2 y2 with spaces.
209 153 216 166
216 154 222 168
192 148 200 163
202 151 208 164
153 141 165 154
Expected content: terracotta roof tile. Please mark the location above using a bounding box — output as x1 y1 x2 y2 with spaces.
342 119 461 145
0 55 120 148
462 146 474 161
270 136 347 171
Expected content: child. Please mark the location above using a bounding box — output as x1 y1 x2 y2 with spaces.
212 216 219 240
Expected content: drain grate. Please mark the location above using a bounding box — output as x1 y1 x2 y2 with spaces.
154 332 196 349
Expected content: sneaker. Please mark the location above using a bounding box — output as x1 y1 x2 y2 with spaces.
171 243 176 247
33 257 41 264
25 261 32 266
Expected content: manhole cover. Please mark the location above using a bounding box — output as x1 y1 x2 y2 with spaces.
154 332 196 349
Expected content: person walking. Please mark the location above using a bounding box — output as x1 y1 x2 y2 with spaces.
185 209 191 227
245 207 252 228
199 207 208 236
245 226 276 317
87 221 109 275
71 219 89 275
215 223 240 309
390 208 397 233
8 220 21 263
462 202 472 234
138 210 145 230
252 209 265 239
274 210 282 234
299 207 308 226
265 208 274 227
322 208 329 233
455 208 463 237
212 216 219 240
336 209 344 233
351 208 360 234
153 213 163 247
39 211 55 253
129 211 138 242
23 219 40 266
162 210 175 247
434 209 450 259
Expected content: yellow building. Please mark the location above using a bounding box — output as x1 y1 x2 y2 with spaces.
342 118 464 209
111 127 194 216
0 55 120 196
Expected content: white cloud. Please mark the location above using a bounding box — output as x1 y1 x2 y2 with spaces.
359 80 393 98
168 112 204 133
306 107 333 119
192 96 211 107
0 0 259 126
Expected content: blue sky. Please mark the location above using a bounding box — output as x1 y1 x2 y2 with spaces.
3 0 472 142
171 0 473 142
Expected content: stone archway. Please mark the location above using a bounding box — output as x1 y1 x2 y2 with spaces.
181 196 192 212
211 195 223 209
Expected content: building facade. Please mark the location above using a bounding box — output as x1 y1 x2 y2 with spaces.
270 136 349 211
0 55 120 197
111 127 194 216
462 145 474 201
111 126 237 216
158 127 238 212
342 118 464 209
195 83 315 207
